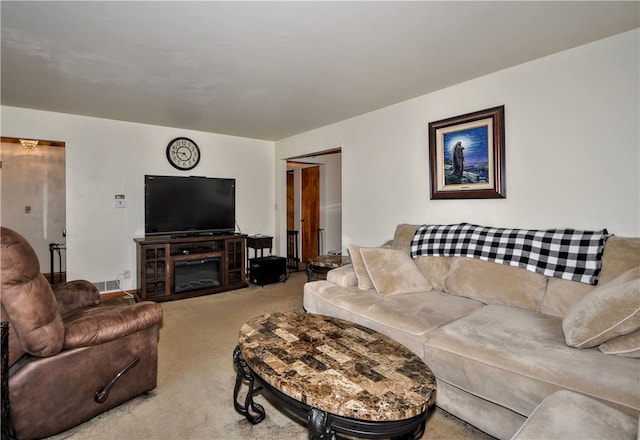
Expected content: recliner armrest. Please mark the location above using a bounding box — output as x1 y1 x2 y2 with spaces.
53 280 100 318
63 301 163 349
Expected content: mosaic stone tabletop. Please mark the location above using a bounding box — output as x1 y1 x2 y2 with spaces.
237 311 436 422
308 255 351 268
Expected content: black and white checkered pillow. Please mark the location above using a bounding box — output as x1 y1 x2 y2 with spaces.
410 223 609 285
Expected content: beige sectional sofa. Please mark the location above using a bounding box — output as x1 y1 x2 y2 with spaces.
303 224 640 440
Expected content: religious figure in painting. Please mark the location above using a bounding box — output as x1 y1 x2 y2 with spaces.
452 141 465 179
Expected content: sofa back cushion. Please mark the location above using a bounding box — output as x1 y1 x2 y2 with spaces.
598 236 640 284
413 256 451 291
541 236 640 317
540 278 593 318
391 224 421 254
0 227 64 361
393 224 639 317
444 257 548 311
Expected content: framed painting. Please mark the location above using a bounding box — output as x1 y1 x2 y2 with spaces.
428 105 505 199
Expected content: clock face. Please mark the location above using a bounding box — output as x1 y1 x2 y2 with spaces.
166 137 200 170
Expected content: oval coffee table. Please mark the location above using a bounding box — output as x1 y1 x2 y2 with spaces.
233 311 436 439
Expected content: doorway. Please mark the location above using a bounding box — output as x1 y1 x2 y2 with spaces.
0 137 66 283
285 149 341 266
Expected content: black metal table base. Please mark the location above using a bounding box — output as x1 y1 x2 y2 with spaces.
306 263 332 282
233 346 265 424
233 345 427 440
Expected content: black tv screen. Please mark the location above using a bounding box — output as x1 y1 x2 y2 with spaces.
145 175 236 236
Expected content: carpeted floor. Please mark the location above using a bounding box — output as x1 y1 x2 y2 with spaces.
47 271 495 440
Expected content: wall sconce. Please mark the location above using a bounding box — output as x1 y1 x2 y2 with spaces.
19 139 39 150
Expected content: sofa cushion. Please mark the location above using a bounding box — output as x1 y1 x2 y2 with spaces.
424 305 640 418
511 390 638 440
598 236 640 284
444 257 548 311
347 244 375 290
360 247 432 295
391 224 421 254
540 277 594 318
413 256 451 291
542 236 640 318
599 329 640 358
303 281 483 358
562 267 640 348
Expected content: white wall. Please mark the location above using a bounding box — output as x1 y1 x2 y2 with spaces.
321 153 342 254
275 29 640 250
0 108 275 290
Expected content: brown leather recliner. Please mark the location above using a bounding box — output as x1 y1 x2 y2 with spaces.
1 227 163 440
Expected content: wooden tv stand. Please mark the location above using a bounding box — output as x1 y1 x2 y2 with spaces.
134 233 247 302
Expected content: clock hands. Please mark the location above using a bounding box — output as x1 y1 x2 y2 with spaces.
176 146 193 161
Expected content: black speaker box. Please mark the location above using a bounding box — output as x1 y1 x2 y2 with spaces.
249 256 287 286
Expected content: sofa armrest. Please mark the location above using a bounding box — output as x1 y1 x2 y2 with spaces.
53 280 100 318
326 264 358 287
63 301 163 349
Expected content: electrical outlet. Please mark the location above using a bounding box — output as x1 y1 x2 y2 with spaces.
123 270 131 279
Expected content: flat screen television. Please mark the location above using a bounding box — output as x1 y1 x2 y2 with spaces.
145 175 236 236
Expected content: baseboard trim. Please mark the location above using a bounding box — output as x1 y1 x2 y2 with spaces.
100 290 138 301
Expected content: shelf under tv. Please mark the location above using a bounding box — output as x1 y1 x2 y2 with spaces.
134 233 247 302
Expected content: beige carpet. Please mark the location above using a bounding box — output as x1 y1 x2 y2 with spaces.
47 272 494 440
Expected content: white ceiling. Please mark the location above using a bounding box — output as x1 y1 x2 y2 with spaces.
2 1 638 141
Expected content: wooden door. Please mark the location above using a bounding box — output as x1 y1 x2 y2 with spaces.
301 166 320 261
287 171 295 230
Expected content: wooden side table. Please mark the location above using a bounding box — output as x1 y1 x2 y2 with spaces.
306 255 350 281
246 235 273 268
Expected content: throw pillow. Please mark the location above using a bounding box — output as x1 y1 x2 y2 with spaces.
359 247 432 295
598 329 640 358
562 267 640 348
347 244 375 290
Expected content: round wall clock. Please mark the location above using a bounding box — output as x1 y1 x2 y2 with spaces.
166 137 200 170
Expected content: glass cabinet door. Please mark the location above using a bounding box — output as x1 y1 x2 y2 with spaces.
143 245 168 297
226 239 245 284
